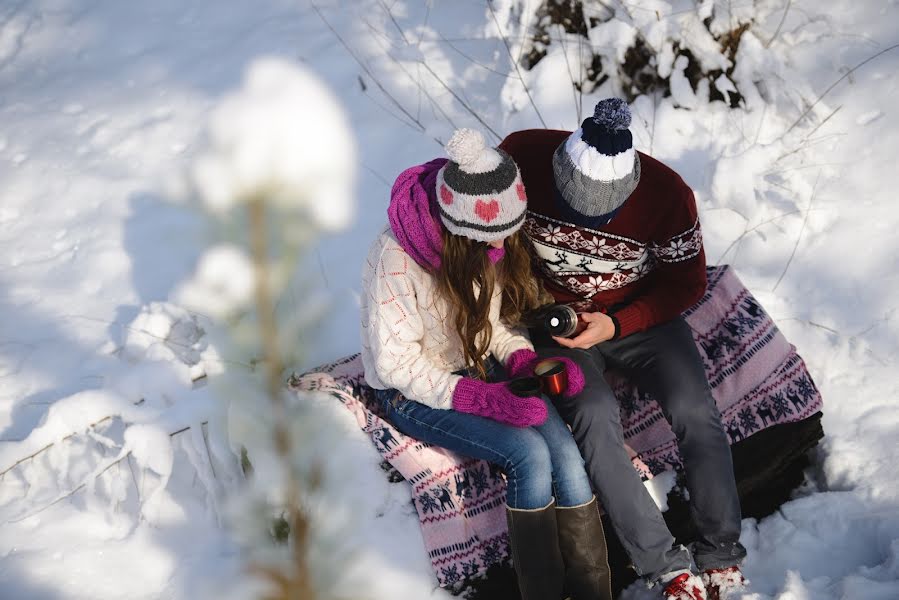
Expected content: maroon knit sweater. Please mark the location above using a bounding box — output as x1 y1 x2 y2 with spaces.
499 129 708 339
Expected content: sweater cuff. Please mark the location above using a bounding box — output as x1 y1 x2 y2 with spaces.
609 314 621 340
609 306 642 339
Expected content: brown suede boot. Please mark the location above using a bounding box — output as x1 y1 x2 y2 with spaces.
506 499 566 600
556 497 614 600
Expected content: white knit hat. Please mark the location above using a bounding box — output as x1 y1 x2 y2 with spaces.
435 128 528 243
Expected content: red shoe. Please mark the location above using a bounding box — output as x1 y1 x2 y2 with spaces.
662 571 708 600
702 566 747 600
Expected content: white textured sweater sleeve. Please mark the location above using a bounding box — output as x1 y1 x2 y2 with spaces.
363 242 461 410
487 290 534 365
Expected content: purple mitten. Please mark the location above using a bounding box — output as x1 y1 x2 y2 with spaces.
505 349 585 398
554 357 585 397
505 348 539 379
452 378 547 427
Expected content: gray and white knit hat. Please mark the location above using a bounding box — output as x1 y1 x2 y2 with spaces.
435 128 528 243
552 98 641 223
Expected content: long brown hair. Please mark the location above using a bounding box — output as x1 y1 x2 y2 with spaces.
434 229 551 379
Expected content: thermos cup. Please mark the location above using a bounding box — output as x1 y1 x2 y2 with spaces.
507 359 569 398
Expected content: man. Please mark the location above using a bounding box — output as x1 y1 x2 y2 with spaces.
499 98 747 600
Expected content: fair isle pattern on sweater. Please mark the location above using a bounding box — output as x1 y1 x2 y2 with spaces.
523 211 703 298
654 219 704 263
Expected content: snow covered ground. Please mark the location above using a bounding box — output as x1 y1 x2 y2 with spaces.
0 0 897 598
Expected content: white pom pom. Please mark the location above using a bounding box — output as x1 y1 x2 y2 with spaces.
445 128 487 166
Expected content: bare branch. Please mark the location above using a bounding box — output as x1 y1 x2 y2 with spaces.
7 450 133 524
416 1 432 49
577 21 585 122
248 196 312 596
764 0 793 49
486 0 547 128
377 43 458 133
0 442 56 477
775 105 842 163
557 26 582 124
377 0 410 45
418 60 501 141
311 2 427 134
59 312 253 370
782 43 899 137
773 171 821 291
437 33 517 78
201 422 217 480
715 209 805 264
0 409 129 478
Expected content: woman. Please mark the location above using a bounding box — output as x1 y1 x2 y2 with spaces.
360 128 612 600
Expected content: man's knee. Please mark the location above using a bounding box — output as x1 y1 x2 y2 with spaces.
641 333 721 433
556 383 622 451
662 380 725 441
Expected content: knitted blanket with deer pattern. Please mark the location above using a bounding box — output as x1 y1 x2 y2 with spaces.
288 264 822 589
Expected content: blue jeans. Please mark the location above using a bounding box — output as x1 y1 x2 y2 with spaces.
376 374 593 510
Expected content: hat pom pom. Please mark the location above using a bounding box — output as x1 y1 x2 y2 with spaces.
445 128 487 167
592 98 631 131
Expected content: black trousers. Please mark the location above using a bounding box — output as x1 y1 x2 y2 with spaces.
532 316 746 582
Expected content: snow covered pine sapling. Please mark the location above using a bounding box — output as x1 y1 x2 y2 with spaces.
177 58 357 599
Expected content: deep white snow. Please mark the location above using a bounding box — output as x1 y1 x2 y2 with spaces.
0 1 897 599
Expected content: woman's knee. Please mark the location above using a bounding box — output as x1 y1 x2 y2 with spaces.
518 439 553 478
550 434 588 470
501 431 555 508
504 430 553 478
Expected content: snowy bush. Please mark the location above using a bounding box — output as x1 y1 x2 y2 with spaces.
0 55 360 600
3 1 898 598
517 0 789 109
175 57 361 599
478 0 839 290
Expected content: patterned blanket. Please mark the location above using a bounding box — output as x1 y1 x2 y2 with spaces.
287 265 823 589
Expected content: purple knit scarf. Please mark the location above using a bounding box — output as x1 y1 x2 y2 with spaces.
388 158 448 271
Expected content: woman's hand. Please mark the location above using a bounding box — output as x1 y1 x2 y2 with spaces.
452 378 547 427
505 348 585 398
553 311 616 349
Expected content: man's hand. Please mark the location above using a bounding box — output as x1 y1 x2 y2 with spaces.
553 311 616 349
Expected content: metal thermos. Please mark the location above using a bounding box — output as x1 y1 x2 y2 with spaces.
522 304 587 338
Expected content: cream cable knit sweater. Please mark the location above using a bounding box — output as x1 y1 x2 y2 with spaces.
360 228 533 410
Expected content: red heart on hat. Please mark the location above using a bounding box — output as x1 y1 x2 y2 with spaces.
516 182 526 201
475 199 500 222
439 184 453 205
